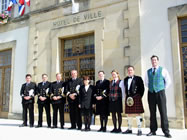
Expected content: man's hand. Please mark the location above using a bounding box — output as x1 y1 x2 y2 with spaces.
57 96 62 100
39 96 47 101
24 96 31 100
96 96 103 100
52 96 57 100
69 93 76 100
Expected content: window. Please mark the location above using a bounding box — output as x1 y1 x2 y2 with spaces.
180 18 187 43
0 0 9 13
0 49 11 113
61 34 95 82
61 34 95 113
179 17 187 128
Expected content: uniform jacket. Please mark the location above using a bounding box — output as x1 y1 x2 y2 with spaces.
66 78 83 104
50 81 66 104
124 75 144 98
95 79 110 99
37 81 51 104
20 82 37 104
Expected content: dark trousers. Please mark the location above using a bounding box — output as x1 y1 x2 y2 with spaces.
38 103 51 127
22 103 34 126
69 102 82 129
148 90 169 133
52 103 64 127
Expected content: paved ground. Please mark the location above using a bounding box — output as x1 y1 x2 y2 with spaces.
0 119 187 140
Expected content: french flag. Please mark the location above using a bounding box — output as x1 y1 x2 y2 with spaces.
7 0 17 11
19 5 25 16
25 0 30 7
19 0 24 5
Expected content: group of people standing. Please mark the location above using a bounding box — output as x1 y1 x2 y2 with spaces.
19 55 172 138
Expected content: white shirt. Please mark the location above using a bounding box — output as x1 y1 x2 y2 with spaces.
127 76 134 90
85 85 90 92
144 66 171 89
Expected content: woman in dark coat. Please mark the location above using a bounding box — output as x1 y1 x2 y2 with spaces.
95 71 110 132
79 76 96 131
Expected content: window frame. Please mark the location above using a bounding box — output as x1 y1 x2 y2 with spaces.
178 16 187 129
0 0 10 13
61 33 95 81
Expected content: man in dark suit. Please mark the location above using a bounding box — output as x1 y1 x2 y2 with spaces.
66 70 83 130
50 73 66 129
19 74 37 127
122 66 144 136
36 74 51 128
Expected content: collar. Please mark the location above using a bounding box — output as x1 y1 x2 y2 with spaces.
152 66 159 70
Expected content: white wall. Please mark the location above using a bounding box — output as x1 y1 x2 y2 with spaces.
140 0 187 118
0 27 29 114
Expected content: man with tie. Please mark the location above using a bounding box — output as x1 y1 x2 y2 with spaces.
66 70 83 130
123 66 144 136
36 74 51 128
19 74 37 127
50 73 66 129
145 55 172 138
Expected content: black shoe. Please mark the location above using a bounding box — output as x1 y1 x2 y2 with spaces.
146 132 156 136
30 125 34 128
47 126 51 128
19 123 27 127
35 125 42 128
77 127 81 130
137 130 142 136
117 128 121 133
164 132 172 138
68 127 76 130
103 127 106 132
111 128 117 133
122 129 132 134
61 126 64 129
97 127 103 132
51 126 57 129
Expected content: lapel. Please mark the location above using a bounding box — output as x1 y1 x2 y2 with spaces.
83 85 91 94
82 85 86 94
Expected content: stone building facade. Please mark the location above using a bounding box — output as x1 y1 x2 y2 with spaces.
0 0 187 129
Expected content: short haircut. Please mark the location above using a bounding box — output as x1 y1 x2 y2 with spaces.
71 70 77 73
127 65 135 70
151 55 159 61
25 74 32 78
56 73 62 77
98 70 105 74
42 73 48 77
83 76 90 80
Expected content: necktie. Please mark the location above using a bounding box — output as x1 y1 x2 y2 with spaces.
153 68 156 75
42 82 45 86
113 80 115 86
128 76 132 79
